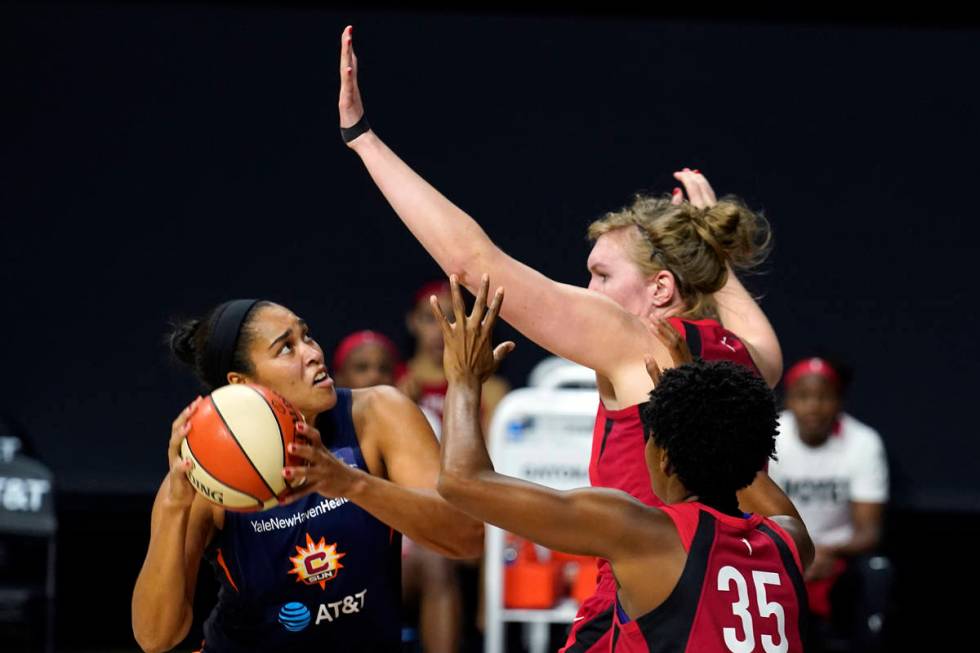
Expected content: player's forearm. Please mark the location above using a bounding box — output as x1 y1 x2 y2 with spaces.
437 380 509 536
132 500 194 653
344 469 484 559
440 379 494 478
350 132 496 288
714 268 782 387
438 380 625 558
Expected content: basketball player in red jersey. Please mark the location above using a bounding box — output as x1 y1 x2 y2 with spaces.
434 275 813 653
336 26 799 650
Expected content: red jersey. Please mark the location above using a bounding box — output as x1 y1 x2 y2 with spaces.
416 379 449 423
564 319 761 653
611 503 808 653
588 318 757 499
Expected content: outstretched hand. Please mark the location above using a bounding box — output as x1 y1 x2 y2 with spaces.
671 168 718 209
643 317 693 385
430 274 515 384
338 25 368 142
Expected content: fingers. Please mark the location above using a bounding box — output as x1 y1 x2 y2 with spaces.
449 274 467 328
170 396 202 432
281 441 348 504
278 480 317 505
673 169 705 208
672 169 716 209
671 187 683 205
492 341 516 365
471 274 489 326
348 30 359 87
170 456 193 476
429 294 453 341
165 455 196 504
695 170 718 206
281 462 309 490
169 396 202 461
338 25 364 130
644 354 663 385
295 421 322 447
340 25 353 73
483 286 504 332
286 439 318 463
653 317 681 348
650 317 693 365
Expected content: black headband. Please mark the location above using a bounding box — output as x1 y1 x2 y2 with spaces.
202 299 260 389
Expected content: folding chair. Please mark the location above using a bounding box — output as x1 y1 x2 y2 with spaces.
0 455 56 653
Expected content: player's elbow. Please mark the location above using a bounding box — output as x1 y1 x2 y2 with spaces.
436 468 467 505
136 639 173 653
435 471 486 558
444 517 485 559
132 604 191 653
134 626 186 653
444 246 497 291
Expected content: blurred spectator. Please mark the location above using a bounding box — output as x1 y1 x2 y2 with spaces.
332 329 403 389
769 356 892 653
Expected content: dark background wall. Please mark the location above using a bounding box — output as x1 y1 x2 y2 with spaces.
2 2 977 649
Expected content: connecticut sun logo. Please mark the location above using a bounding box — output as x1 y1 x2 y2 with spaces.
289 533 346 589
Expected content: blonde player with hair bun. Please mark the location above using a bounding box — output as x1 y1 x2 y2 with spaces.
336 26 801 652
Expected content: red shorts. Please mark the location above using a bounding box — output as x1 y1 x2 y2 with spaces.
806 558 848 618
559 581 616 653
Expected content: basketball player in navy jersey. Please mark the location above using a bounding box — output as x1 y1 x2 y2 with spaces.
132 300 483 652
433 275 814 652
337 26 799 651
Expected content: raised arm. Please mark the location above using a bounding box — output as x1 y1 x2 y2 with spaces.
672 169 783 387
337 26 657 379
132 398 216 653
714 270 783 387
433 275 661 559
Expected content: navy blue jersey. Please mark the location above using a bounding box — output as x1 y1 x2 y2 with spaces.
200 388 402 652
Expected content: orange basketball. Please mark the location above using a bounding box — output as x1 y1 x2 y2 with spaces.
181 384 305 511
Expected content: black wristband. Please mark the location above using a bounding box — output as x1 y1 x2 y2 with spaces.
340 115 370 143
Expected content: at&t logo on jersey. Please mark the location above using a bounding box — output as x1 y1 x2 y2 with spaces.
278 602 311 632
289 532 346 589
277 591 368 631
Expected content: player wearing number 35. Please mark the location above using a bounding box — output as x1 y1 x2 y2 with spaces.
435 275 814 653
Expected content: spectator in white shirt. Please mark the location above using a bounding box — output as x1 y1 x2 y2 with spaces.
769 356 892 652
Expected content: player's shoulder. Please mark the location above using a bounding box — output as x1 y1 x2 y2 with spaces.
350 385 417 422
766 515 814 570
616 498 680 549
351 384 406 405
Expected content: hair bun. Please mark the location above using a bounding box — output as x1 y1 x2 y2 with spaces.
168 318 201 367
701 197 772 270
